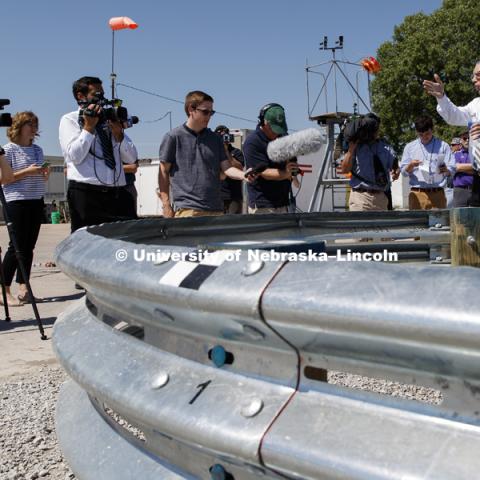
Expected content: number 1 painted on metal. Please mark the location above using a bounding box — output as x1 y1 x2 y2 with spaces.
189 380 212 405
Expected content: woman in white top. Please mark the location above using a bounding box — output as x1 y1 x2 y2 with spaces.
2 112 49 305
0 149 14 307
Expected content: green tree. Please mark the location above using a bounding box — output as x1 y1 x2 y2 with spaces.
371 0 480 152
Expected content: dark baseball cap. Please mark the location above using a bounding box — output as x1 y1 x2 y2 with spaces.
264 105 288 135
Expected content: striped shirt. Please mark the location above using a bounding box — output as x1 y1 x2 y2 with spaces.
2 143 46 202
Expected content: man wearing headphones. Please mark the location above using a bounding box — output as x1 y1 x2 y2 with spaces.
243 103 297 214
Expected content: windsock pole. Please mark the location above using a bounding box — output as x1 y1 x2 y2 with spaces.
367 72 371 107
111 30 116 99
108 17 139 99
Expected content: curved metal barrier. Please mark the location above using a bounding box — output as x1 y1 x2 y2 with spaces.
53 211 480 479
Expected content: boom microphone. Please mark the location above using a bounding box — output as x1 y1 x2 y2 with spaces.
267 128 325 163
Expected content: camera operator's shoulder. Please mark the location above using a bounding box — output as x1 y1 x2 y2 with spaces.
59 110 80 127
62 110 80 120
378 138 396 154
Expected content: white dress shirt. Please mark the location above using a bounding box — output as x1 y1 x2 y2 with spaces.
59 109 137 186
400 137 455 188
437 95 480 126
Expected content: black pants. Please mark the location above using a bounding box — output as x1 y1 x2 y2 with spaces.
469 174 480 207
124 183 138 215
2 199 44 286
385 188 393 210
453 187 472 208
68 181 137 233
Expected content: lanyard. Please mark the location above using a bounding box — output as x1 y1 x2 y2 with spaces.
418 137 444 184
418 138 436 168
418 138 438 182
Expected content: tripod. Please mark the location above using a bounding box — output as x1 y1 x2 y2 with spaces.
0 185 47 340
0 246 11 322
288 182 297 213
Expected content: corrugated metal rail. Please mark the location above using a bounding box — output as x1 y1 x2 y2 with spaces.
53 211 480 479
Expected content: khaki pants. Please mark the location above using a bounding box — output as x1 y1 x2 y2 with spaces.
174 208 223 218
408 190 446 210
248 206 288 215
349 190 388 211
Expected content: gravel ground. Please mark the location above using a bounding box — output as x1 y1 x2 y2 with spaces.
0 366 74 480
329 371 443 405
0 364 442 480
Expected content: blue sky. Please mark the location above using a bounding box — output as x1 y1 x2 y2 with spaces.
1 0 441 157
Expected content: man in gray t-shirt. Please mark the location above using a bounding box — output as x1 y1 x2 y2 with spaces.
158 90 249 218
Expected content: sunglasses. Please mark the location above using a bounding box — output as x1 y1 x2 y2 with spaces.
24 120 39 128
195 108 215 116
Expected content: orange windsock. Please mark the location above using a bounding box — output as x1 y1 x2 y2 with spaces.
368 57 381 73
109 17 138 31
361 56 381 74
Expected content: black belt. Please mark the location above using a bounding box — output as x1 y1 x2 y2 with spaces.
353 188 383 194
411 187 443 193
454 185 473 190
69 180 123 193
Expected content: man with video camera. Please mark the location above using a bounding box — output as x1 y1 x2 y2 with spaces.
59 76 138 232
340 113 396 211
214 125 244 214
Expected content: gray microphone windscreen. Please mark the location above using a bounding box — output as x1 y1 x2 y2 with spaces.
267 128 325 163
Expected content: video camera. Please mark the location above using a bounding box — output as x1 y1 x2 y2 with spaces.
0 99 12 128
290 165 302 176
79 92 138 128
214 126 234 144
343 112 380 144
222 133 234 144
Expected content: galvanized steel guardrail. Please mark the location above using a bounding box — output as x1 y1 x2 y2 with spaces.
53 211 480 479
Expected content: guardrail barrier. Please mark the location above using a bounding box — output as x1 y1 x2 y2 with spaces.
53 210 480 479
